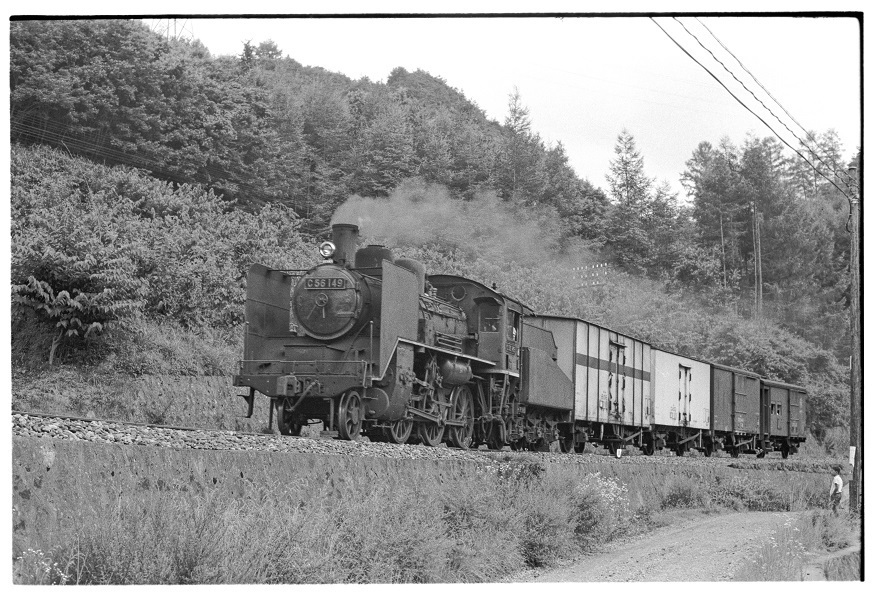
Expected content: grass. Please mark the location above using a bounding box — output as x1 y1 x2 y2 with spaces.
13 452 833 585
733 511 860 581
13 461 639 584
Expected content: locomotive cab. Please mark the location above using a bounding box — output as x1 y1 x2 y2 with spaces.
476 298 503 364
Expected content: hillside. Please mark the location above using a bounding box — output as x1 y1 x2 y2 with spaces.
11 144 847 433
9 19 853 434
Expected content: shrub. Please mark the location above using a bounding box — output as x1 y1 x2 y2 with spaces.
733 511 860 581
571 472 635 542
11 197 146 364
660 475 711 510
11 143 318 368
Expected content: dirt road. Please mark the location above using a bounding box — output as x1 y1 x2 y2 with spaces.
516 510 793 583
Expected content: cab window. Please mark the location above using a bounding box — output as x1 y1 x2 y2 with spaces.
480 304 500 332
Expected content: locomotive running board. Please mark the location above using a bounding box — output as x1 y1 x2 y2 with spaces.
373 337 497 383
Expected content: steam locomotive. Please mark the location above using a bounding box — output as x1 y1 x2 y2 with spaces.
234 223 806 457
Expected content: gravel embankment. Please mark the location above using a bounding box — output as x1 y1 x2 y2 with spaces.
11 412 811 470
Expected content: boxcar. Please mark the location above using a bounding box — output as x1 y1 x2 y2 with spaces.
709 363 762 457
525 315 652 454
650 348 711 455
760 379 808 458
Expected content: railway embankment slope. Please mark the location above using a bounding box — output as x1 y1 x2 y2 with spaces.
13 420 832 565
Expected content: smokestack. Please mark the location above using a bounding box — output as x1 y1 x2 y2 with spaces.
332 223 359 267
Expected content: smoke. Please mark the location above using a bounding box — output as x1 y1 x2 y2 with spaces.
332 178 586 268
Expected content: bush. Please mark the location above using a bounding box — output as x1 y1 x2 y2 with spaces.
660 475 711 510
11 143 317 368
733 511 860 581
571 472 635 542
11 192 146 363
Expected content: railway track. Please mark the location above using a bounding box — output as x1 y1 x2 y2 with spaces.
12 410 806 468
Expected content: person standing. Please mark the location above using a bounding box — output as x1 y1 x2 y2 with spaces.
829 465 844 515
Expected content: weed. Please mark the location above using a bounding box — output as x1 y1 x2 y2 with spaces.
733 511 860 581
660 475 711 510
13 460 658 584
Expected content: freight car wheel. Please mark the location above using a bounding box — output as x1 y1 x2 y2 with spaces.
384 420 413 444
780 443 790 459
574 442 586 455
336 391 363 441
675 445 685 457
729 446 740 459
642 444 655 456
703 445 713 457
559 437 575 454
446 386 474 450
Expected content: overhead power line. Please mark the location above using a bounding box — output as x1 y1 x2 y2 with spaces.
650 17 852 202
675 17 852 189
692 19 817 143
692 17 852 188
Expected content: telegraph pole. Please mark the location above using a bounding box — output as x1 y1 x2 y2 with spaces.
847 165 862 516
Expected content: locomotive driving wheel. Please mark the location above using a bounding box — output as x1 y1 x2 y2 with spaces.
419 422 446 446
336 391 363 441
446 386 474 450
384 420 413 444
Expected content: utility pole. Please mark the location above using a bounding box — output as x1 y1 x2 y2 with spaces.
848 165 862 516
755 207 763 317
750 200 763 318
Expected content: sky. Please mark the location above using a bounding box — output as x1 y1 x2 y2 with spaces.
159 13 862 199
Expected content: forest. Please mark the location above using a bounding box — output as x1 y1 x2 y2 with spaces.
10 19 856 433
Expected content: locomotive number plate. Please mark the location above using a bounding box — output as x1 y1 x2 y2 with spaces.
305 277 347 290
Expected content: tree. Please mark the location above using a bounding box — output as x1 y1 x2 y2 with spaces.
346 89 417 197
642 181 683 276
497 88 546 203
603 130 653 272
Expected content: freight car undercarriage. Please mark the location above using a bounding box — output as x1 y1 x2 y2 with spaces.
238 369 803 458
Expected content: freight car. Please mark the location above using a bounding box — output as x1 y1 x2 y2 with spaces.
234 222 806 457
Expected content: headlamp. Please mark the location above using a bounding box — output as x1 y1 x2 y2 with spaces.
318 241 336 259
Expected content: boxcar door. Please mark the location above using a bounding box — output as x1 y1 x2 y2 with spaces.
769 387 788 437
608 341 625 422
678 365 692 427
760 385 771 436
734 374 749 432
789 390 802 437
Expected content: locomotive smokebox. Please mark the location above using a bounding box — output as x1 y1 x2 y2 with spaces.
331 223 359 267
